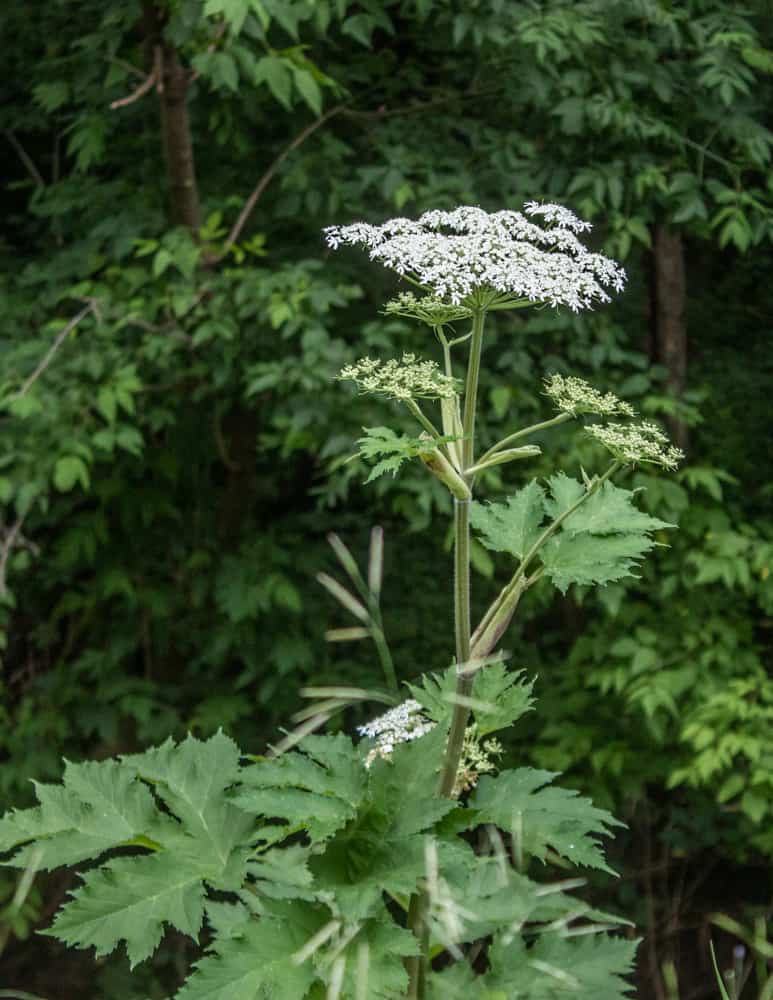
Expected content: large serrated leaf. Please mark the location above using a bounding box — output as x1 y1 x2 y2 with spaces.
122 731 250 875
338 919 419 999
471 479 546 559
472 664 535 736
47 853 207 968
486 930 639 999
176 910 319 1000
540 531 659 594
0 759 157 869
556 480 674 536
234 733 366 842
470 768 623 874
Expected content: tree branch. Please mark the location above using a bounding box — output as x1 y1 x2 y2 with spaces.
0 513 28 597
110 46 161 109
220 104 347 256
12 303 94 401
3 130 44 187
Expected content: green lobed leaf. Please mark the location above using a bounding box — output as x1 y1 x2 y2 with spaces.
234 733 367 843
175 908 320 1000
485 930 639 998
553 480 674 537
337 919 419 999
46 853 207 968
355 426 437 482
540 531 660 594
470 768 624 874
247 844 315 900
472 664 535 736
471 479 546 559
0 758 157 869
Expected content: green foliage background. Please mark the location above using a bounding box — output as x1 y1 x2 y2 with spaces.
0 0 772 996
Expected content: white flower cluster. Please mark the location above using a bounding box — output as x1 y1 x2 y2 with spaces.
324 204 626 311
543 373 636 418
586 421 685 469
357 698 436 767
338 353 460 400
383 291 473 327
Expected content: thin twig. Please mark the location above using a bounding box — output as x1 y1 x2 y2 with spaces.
4 130 44 187
110 47 161 109
12 302 94 401
220 104 347 255
0 513 28 597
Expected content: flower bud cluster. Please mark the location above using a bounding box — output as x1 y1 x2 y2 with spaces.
383 292 473 327
543 373 636 418
453 726 503 798
586 421 685 469
339 354 460 400
358 698 436 767
324 203 626 311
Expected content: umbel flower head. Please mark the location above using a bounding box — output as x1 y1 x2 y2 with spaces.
544 373 636 418
324 203 626 311
339 353 460 400
587 421 685 469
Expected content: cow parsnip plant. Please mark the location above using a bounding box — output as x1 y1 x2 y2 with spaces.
0 205 682 998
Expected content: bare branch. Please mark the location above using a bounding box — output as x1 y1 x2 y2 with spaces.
110 48 161 109
220 104 347 256
0 513 28 597
12 302 94 402
3 130 44 187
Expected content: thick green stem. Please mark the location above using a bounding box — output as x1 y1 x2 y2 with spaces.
405 310 485 998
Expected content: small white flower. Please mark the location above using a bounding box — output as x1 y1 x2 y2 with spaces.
358 698 436 766
339 354 460 400
543 373 636 418
586 421 684 469
324 204 626 311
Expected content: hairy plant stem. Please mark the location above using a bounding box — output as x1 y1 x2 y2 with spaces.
406 309 485 999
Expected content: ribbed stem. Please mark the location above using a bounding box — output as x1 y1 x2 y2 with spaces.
405 309 486 998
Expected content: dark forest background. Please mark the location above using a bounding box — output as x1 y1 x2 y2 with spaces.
1 1 772 997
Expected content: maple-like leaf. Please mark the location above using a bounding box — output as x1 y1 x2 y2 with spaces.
486 930 638 998
47 853 207 968
470 768 623 874
471 664 535 736
470 479 545 560
175 909 320 1000
472 473 674 596
0 759 157 869
355 426 437 482
234 733 367 843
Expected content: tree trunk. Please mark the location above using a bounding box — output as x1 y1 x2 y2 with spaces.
651 225 688 452
142 2 201 230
